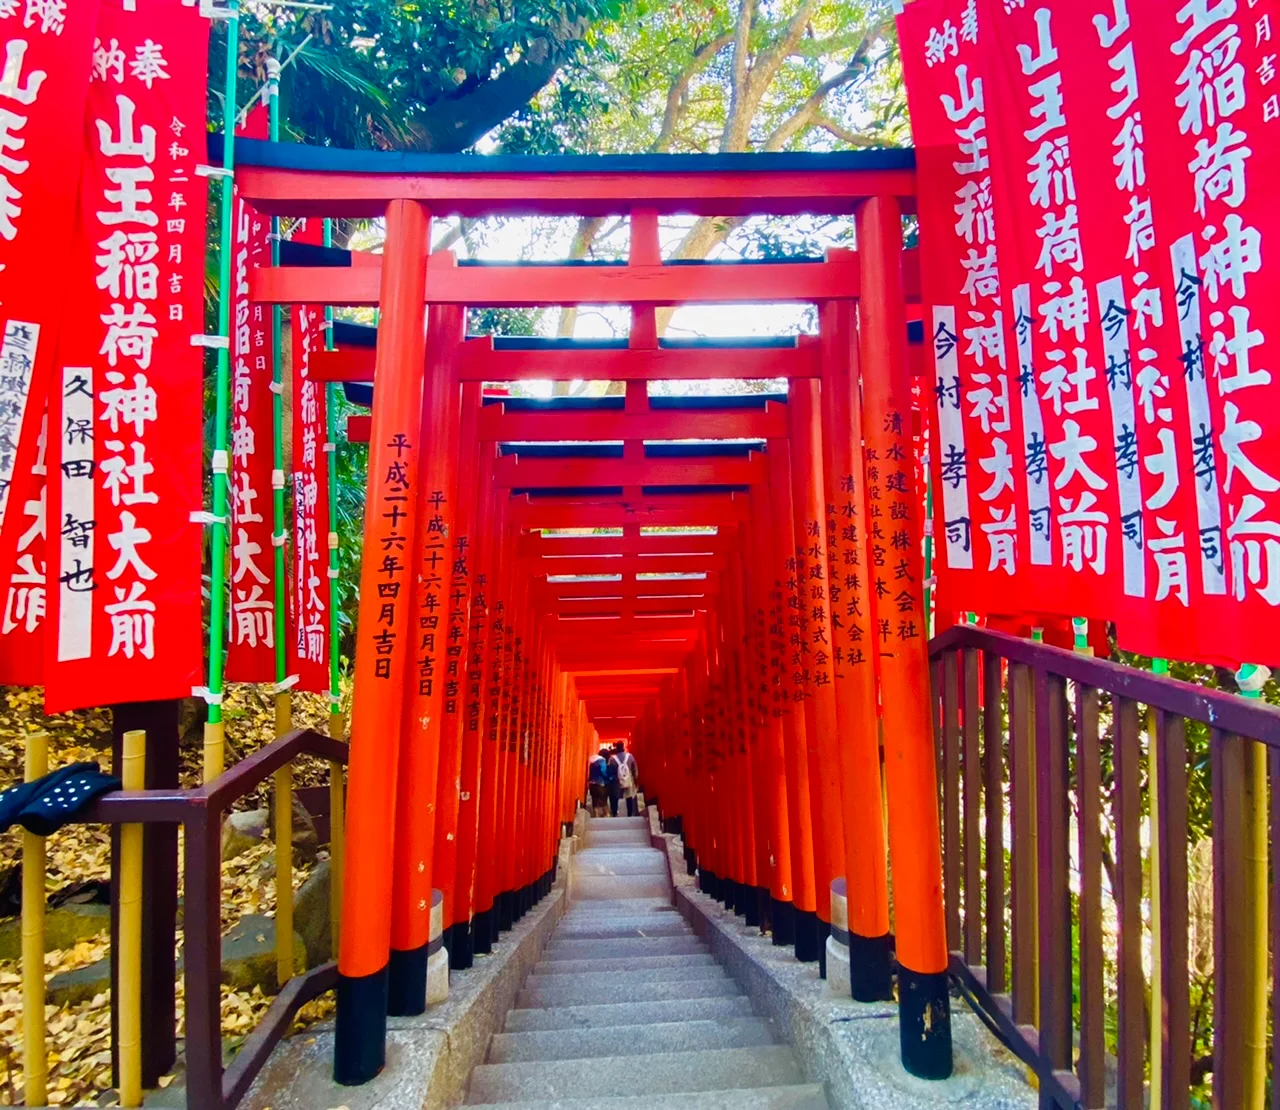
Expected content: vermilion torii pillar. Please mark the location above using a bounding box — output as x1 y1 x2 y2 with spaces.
387 301 464 1015
857 195 952 1078
818 296 893 1002
766 442 820 961
788 379 847 975
335 198 430 1085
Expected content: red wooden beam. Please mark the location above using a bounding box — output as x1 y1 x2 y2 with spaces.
535 556 724 577
236 163 917 220
494 455 764 489
318 338 922 391
520 533 731 557
511 498 752 528
253 256 874 308
538 578 721 599
480 406 785 442
458 341 820 382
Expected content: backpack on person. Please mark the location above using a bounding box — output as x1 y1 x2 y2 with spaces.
614 753 634 791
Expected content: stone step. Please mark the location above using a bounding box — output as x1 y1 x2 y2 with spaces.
560 897 675 916
524 964 728 990
486 1016 777 1063
584 830 652 848
543 935 707 960
503 994 756 1032
568 874 673 901
571 848 669 875
550 918 692 939
466 1084 830 1110
585 816 649 831
466 1045 803 1103
534 952 718 974
517 975 742 1009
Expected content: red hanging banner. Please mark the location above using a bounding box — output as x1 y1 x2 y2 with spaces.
1127 0 1280 665
225 106 279 682
44 0 209 713
0 0 101 684
898 0 1019 620
974 0 1136 624
291 298 331 695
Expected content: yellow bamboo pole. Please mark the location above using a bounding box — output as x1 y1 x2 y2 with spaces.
275 761 294 985
202 719 224 783
22 732 47 1107
329 705 346 952
118 729 146 1107
1237 665 1269 1106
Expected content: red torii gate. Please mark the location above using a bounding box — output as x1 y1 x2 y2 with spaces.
238 143 951 1085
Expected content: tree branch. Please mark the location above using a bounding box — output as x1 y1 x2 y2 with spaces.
657 31 734 152
752 0 819 93
415 16 589 152
762 61 864 151
721 0 757 151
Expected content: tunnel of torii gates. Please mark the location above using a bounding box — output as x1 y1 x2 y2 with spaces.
237 143 949 1084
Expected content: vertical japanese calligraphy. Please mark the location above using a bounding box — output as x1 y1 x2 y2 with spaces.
0 0 100 684
1130 0 1280 664
899 0 1017 616
291 302 331 693
226 110 277 681
44 0 208 713
900 0 1280 664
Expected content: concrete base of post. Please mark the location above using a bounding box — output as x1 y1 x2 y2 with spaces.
427 890 449 1006
827 879 851 996
426 946 449 1005
826 933 852 998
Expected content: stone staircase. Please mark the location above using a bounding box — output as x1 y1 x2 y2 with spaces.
464 815 829 1109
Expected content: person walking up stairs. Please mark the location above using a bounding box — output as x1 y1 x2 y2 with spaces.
464 815 829 1108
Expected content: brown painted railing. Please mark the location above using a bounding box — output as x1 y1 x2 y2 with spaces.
73 727 347 1109
930 625 1280 1109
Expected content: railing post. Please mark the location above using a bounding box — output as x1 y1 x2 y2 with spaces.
182 806 224 1109
22 732 47 1109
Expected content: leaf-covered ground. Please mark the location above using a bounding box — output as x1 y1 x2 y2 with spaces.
0 683 347 1106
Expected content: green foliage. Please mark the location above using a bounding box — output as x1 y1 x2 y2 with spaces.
215 0 634 153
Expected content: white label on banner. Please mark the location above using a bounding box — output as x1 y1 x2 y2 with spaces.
1097 275 1146 598
0 319 39 529
1013 283 1052 565
932 304 975 570
58 364 94 661
1170 234 1226 596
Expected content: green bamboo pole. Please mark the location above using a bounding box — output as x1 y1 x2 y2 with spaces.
1148 655 1167 1109
265 52 297 990
268 56 291 739
323 220 343 738
204 0 242 783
